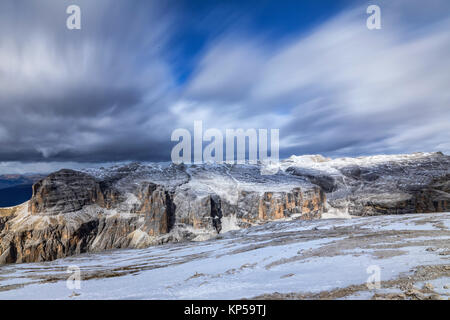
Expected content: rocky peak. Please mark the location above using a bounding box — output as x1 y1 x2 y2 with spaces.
29 169 106 215
0 152 448 265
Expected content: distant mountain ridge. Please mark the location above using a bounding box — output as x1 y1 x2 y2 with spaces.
0 174 46 190
0 174 46 207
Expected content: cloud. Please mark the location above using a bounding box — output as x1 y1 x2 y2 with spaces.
0 0 449 173
177 0 450 157
0 0 180 165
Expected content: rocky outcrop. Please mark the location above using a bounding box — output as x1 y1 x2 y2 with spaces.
0 161 324 264
0 152 448 264
142 186 176 236
29 170 106 215
229 187 325 224
0 209 141 264
285 152 450 216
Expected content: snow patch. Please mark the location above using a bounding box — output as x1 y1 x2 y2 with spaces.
221 215 241 233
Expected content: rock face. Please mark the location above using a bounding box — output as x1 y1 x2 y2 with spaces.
0 152 448 264
0 205 141 264
0 161 324 264
284 152 450 216
29 169 106 215
142 185 176 236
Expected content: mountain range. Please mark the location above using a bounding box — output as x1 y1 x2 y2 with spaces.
0 152 448 264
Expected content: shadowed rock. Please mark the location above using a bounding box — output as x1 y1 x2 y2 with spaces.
1 152 448 264
29 169 105 215
284 152 450 216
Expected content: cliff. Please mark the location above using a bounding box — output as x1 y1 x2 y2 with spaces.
0 152 448 264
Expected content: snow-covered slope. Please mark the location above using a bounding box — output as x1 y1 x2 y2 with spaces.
0 212 448 300
283 152 450 216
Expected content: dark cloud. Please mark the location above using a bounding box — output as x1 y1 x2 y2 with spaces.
0 0 180 167
0 0 449 173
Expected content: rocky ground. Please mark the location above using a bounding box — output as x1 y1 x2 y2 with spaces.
0 212 448 299
0 152 449 265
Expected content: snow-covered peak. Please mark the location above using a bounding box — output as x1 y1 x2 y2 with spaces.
280 152 446 174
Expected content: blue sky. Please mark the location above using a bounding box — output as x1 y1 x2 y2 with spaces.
0 0 449 173
168 0 359 84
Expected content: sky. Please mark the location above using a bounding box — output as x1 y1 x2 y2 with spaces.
0 0 449 173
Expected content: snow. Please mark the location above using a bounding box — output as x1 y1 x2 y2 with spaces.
0 212 448 300
280 152 440 173
321 202 353 219
1 153 448 299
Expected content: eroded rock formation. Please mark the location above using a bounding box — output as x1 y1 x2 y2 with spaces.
285 152 450 216
0 152 448 264
0 161 324 264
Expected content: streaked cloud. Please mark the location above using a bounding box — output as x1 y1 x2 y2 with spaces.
0 0 449 173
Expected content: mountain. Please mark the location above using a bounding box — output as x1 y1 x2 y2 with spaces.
0 174 46 190
0 152 448 264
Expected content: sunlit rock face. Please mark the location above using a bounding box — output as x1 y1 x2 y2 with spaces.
1 152 449 264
